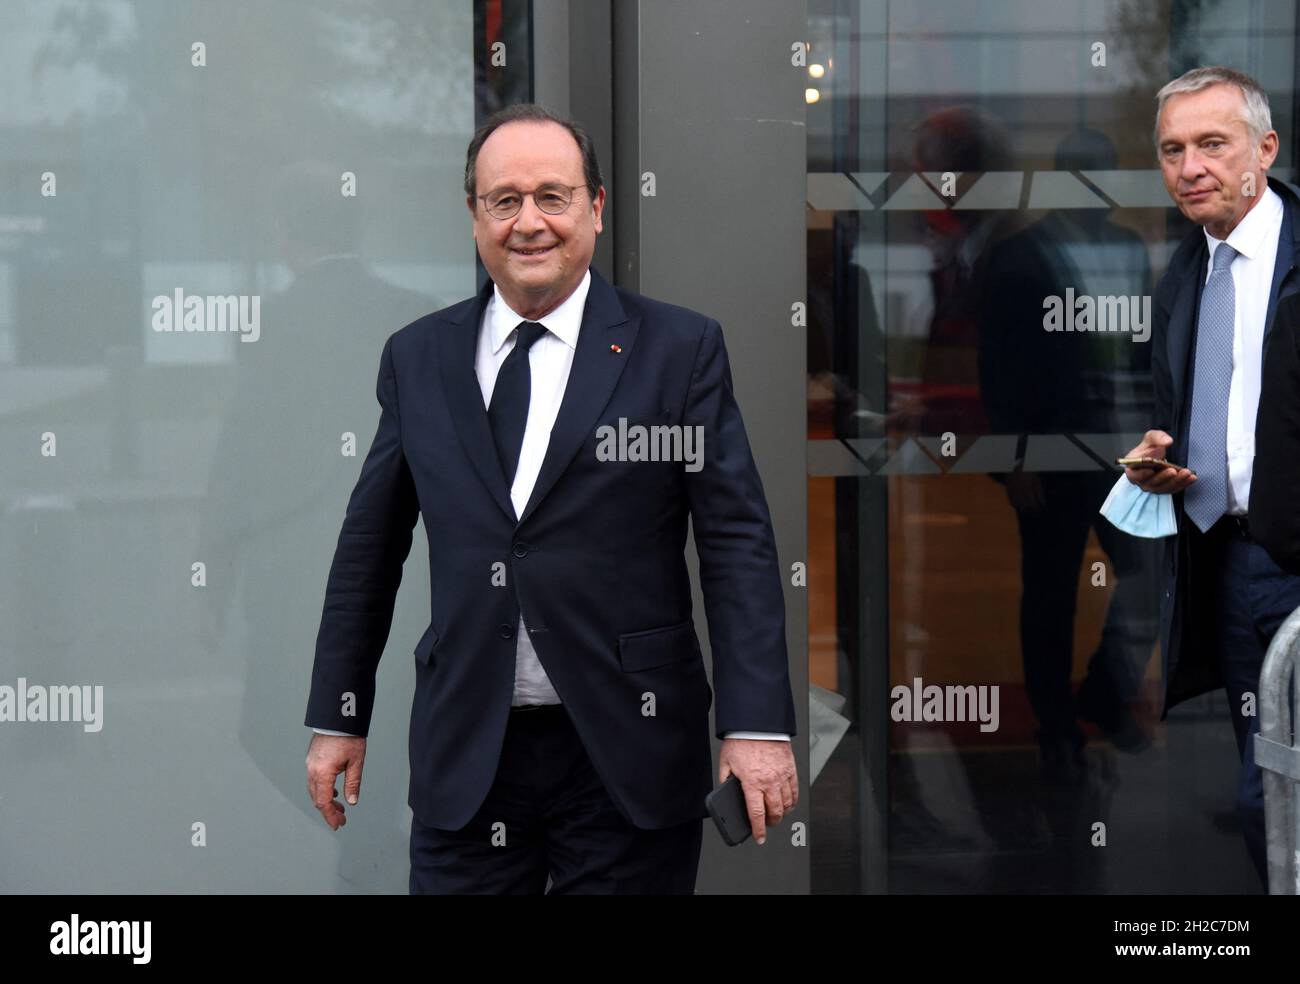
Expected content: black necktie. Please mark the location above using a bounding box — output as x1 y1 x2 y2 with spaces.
488 320 548 487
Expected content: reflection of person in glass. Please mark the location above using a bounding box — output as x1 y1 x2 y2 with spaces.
1122 66 1300 887
977 130 1162 780
198 160 438 888
912 107 1008 438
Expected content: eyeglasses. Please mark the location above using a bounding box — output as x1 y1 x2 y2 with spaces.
478 183 585 220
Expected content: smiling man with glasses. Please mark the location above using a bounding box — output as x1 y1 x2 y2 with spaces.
303 103 798 894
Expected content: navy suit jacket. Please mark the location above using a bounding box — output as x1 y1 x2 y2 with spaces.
1253 260 1300 578
304 265 797 829
1153 176 1300 712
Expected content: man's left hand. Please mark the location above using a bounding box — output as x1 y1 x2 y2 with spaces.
718 738 798 845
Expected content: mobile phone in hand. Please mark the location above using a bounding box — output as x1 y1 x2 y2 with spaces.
1116 456 1173 471
705 774 751 846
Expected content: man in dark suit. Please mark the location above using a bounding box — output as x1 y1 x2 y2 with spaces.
1122 67 1300 887
1254 288 1300 578
302 103 798 894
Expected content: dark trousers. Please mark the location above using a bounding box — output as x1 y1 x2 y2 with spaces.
1195 517 1300 887
409 703 703 894
1013 471 1162 740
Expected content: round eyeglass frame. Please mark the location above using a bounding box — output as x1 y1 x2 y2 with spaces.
476 183 587 219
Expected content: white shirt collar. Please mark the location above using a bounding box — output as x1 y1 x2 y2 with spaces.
487 268 591 354
1204 182 1284 263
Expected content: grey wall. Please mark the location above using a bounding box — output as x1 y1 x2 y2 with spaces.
592 0 809 894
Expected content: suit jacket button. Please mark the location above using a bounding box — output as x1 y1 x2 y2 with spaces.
512 542 528 558
499 623 515 639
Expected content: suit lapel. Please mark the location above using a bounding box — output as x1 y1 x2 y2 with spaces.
435 267 639 528
1167 244 1204 429
1264 177 1299 351
1170 178 1300 450
437 276 517 524
517 267 639 527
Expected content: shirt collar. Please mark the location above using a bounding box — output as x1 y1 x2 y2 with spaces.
1204 182 1283 264
487 268 591 354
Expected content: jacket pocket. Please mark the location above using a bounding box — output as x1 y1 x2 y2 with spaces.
599 407 673 432
414 624 440 666
617 618 698 672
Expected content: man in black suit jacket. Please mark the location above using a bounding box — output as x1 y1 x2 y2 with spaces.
1254 294 1300 577
303 104 798 893
1122 67 1300 887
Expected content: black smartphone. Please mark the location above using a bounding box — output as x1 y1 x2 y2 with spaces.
705 774 751 846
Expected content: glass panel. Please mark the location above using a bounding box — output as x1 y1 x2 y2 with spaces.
0 0 528 891
807 0 1295 893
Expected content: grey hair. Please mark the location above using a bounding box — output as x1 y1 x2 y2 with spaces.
1154 66 1273 151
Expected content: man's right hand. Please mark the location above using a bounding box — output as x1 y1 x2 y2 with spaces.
306 733 367 831
1123 429 1197 493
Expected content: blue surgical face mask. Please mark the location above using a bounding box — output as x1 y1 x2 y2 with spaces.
1099 473 1177 538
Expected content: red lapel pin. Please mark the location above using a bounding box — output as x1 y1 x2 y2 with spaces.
610 344 622 353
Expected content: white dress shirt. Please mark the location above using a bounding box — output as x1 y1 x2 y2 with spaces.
315 268 787 741
480 269 586 707
1201 184 1283 515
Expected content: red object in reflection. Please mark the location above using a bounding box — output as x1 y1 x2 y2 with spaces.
487 0 501 49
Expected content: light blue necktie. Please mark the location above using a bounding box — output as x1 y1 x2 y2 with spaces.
1183 242 1238 533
